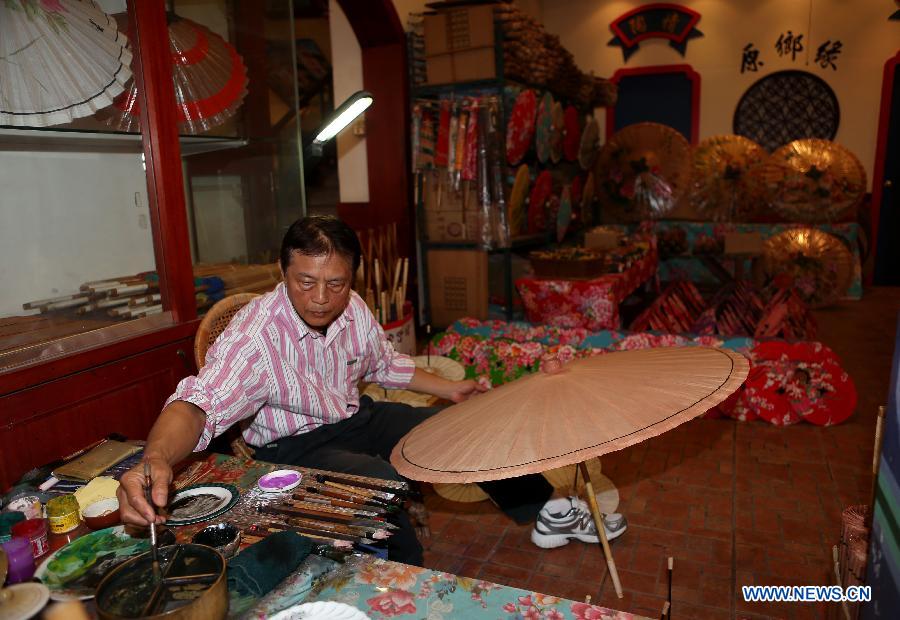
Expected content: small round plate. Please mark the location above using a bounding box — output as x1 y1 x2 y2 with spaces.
165 483 239 526
0 583 50 620
34 525 149 601
258 469 303 493
269 601 371 620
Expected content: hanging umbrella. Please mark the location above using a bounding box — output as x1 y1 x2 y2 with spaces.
578 116 599 170
550 101 565 164
563 105 580 162
535 92 554 164
762 228 854 308
594 122 692 223
690 135 768 221
506 89 537 165
528 170 552 235
580 171 595 227
556 185 572 242
508 164 530 238
0 0 132 127
391 347 748 598
755 138 866 223
98 13 248 134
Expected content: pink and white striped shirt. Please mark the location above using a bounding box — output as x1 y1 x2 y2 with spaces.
167 283 415 450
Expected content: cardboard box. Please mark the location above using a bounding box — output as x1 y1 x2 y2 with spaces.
423 5 494 56
427 249 488 327
425 47 495 85
724 232 764 255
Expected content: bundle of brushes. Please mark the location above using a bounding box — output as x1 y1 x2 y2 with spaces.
356 224 409 326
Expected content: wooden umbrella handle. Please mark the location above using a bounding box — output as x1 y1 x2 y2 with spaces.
579 460 623 598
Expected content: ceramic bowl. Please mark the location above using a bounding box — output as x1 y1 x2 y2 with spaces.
192 522 241 559
82 497 121 530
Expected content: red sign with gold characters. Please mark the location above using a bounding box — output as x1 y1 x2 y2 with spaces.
608 3 703 61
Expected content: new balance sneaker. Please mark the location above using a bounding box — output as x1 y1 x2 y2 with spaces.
531 496 627 549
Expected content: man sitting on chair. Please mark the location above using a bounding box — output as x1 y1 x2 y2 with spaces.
118 215 624 565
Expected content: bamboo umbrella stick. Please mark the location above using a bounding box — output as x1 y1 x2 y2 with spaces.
400 258 409 304
38 297 91 312
391 258 402 297
23 292 89 309
374 259 382 302
579 460 623 598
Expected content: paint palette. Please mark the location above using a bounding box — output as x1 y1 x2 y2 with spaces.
165 483 239 526
257 469 303 493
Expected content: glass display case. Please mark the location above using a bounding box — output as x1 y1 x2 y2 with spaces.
0 0 304 373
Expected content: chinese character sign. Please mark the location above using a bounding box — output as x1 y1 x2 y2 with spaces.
775 30 804 61
738 33 843 72
608 4 703 61
815 40 842 70
741 43 764 73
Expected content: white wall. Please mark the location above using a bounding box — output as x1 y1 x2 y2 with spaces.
329 0 369 203
536 0 898 189
0 151 155 316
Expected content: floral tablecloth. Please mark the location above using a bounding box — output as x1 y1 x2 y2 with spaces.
515 244 658 331
303 555 647 620
649 220 863 299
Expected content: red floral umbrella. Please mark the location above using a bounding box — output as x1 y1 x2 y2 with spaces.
528 170 553 234
793 360 857 426
506 89 537 165
462 102 479 181
100 14 247 134
734 363 797 425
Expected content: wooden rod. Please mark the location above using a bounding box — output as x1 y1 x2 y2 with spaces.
579 460 623 598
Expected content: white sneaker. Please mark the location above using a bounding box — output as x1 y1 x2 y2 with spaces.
531 497 627 549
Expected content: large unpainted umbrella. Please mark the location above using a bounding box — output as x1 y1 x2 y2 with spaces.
0 0 132 127
391 346 748 597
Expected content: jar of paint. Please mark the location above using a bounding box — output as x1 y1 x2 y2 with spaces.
11 518 49 559
0 511 26 544
1 536 36 584
2 489 44 520
46 495 88 553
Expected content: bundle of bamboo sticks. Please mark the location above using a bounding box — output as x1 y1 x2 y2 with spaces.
193 262 281 296
356 224 410 326
22 274 164 320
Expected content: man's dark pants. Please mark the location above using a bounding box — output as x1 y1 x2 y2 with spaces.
252 396 552 565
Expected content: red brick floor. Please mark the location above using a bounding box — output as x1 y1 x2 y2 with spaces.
419 288 900 619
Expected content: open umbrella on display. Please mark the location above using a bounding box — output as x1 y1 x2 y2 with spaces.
535 92 554 164
97 13 247 134
762 228 854 308
550 101 565 164
563 105 580 162
690 135 768 221
508 164 530 238
0 0 132 127
754 138 866 223
594 122 692 223
506 89 537 165
391 347 749 597
528 170 552 235
556 185 572 242
578 116 599 170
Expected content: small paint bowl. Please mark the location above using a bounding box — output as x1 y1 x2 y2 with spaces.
82 498 121 530
257 469 302 493
192 522 241 559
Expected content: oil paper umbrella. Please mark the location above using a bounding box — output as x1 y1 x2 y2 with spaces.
535 92 554 164
528 170 553 235
690 135 768 221
0 0 132 127
506 89 537 165
578 116 599 170
762 228 854 308
556 185 572 242
550 101 565 164
508 164 530 238
391 347 749 598
98 13 248 134
563 105 581 162
754 138 866 223
595 122 691 223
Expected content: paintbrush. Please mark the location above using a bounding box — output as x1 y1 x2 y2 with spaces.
318 481 396 506
667 556 673 618
280 516 392 540
313 472 409 494
293 489 391 514
279 497 388 519
260 506 395 530
143 461 161 582
248 523 374 545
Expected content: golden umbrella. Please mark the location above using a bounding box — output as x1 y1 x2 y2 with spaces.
690 135 768 221
391 347 748 597
595 122 691 223
762 228 855 308
754 139 866 223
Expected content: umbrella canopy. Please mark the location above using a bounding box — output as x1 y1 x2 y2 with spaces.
535 92 554 164
506 89 537 165
0 0 132 127
690 135 768 221
391 347 748 483
762 228 854 308
755 138 866 223
594 122 692 222
98 14 248 134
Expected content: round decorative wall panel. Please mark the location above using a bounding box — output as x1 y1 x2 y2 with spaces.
733 70 839 152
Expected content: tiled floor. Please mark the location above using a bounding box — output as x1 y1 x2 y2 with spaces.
419 287 900 619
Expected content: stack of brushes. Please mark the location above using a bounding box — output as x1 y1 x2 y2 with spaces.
247 472 410 551
356 224 409 326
